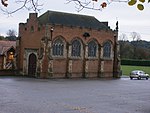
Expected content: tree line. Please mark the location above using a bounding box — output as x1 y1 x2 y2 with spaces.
0 29 17 41
119 32 150 60
119 40 150 60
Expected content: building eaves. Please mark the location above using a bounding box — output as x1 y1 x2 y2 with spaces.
38 10 111 30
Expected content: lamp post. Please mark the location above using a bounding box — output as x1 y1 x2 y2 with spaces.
48 27 54 59
50 27 54 41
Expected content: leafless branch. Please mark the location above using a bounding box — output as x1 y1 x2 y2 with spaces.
112 0 128 2
0 0 43 15
66 0 103 12
0 0 137 15
66 0 128 12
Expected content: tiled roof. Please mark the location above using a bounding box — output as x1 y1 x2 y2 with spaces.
0 41 16 55
38 10 110 30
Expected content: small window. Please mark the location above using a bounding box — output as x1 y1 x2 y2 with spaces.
103 41 111 58
38 27 40 31
30 26 34 32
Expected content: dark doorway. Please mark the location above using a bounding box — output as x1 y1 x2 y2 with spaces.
28 53 37 76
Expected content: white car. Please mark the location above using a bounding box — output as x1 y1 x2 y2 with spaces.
130 70 149 80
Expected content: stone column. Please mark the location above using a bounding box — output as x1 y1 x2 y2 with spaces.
39 25 53 78
99 46 104 77
40 37 49 78
82 44 88 78
113 21 121 78
66 43 72 78
98 44 101 77
47 26 54 78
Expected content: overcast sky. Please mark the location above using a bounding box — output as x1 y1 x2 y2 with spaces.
0 0 150 41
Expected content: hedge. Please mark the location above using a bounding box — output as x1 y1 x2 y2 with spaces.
121 59 150 66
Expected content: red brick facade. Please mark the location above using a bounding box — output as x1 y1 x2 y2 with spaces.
17 11 120 78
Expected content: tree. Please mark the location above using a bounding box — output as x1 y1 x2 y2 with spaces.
119 33 128 41
0 35 5 40
129 32 141 59
1 0 149 14
119 40 150 60
128 0 150 10
6 29 16 36
5 29 17 41
0 0 42 14
66 0 150 11
119 41 134 59
130 32 141 41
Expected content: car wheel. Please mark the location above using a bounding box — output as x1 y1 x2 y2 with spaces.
146 77 148 80
130 77 133 80
138 76 141 80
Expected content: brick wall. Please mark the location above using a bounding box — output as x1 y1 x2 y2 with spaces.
0 56 3 70
17 13 117 78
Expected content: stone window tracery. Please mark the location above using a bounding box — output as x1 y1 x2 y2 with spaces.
103 41 111 58
88 41 97 57
71 40 81 57
52 39 64 56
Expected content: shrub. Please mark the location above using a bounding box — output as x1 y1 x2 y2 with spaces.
121 59 150 66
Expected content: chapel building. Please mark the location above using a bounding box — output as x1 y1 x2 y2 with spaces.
16 10 120 78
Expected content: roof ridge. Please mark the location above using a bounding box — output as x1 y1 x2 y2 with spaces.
38 10 110 30
47 10 95 18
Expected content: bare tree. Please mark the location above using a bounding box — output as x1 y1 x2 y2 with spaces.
66 0 150 11
119 33 128 41
1 0 150 15
5 29 17 40
6 29 16 37
66 0 118 12
130 32 141 41
130 32 141 59
0 0 42 15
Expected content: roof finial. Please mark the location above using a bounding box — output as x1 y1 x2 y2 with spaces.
116 21 118 31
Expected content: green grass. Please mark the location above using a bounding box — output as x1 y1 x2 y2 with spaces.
121 65 150 76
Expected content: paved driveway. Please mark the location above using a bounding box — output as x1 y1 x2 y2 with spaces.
0 76 150 113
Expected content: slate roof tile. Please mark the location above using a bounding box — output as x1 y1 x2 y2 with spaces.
38 10 110 30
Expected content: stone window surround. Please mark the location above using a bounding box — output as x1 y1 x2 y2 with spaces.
71 39 82 57
23 49 38 75
102 41 113 60
52 39 64 56
51 36 113 60
87 40 98 58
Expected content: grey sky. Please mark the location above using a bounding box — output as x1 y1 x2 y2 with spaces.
0 0 150 41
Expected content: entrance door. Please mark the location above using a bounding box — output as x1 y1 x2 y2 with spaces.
28 53 37 76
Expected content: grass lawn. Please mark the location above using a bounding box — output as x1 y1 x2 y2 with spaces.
121 65 150 76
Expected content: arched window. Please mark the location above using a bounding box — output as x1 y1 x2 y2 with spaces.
103 41 111 58
88 41 97 57
71 40 81 57
30 26 34 32
52 39 64 56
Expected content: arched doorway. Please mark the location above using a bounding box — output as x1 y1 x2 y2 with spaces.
28 53 37 76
